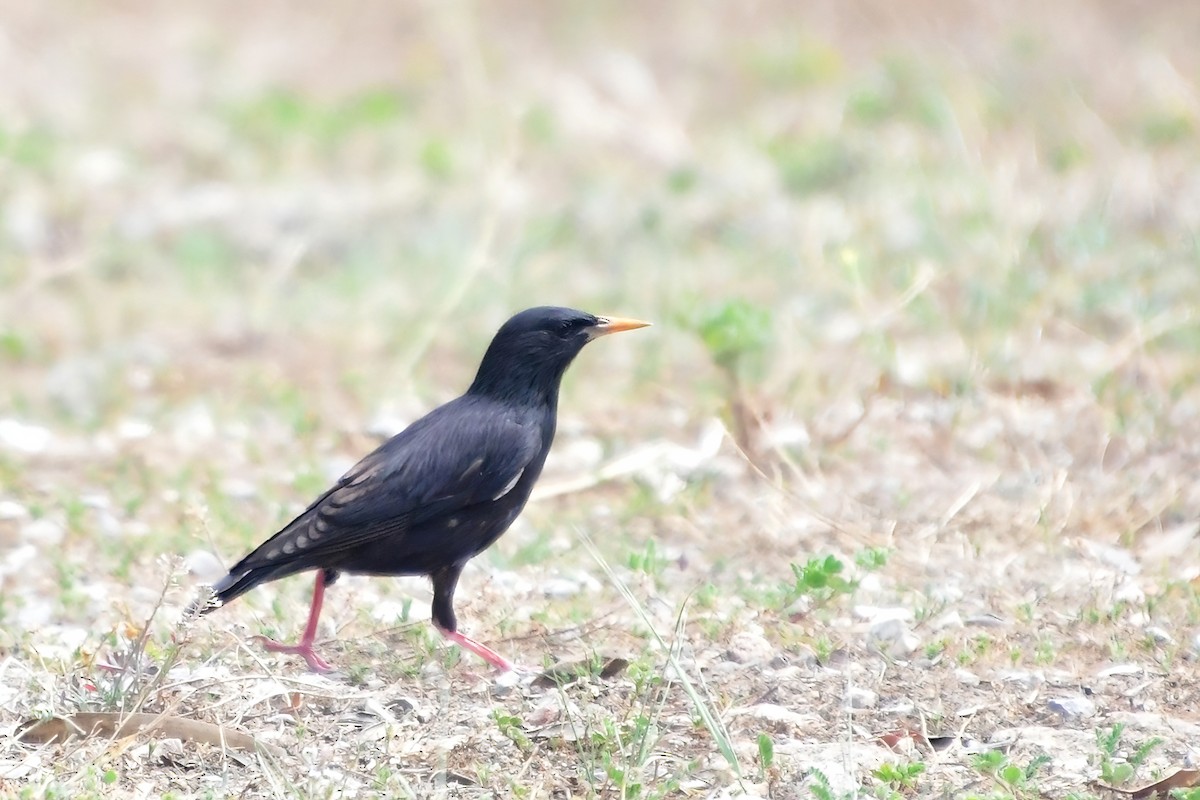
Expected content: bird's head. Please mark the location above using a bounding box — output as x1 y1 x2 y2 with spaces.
468 306 650 404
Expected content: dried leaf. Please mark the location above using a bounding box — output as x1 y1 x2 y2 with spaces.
1101 768 1200 798
16 712 283 758
877 727 931 753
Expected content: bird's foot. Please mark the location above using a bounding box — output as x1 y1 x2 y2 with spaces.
251 635 334 673
436 626 516 672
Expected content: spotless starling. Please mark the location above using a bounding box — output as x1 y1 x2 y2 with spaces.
202 307 650 672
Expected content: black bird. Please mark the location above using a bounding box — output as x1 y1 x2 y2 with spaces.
202 306 650 672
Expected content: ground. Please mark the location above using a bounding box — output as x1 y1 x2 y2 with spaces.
2 1 1200 798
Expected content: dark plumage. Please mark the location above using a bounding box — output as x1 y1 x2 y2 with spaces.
202 306 650 672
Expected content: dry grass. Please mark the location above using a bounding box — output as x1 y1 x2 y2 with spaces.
2 1 1200 798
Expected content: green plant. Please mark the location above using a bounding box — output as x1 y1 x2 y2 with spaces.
492 710 531 754
1095 723 1162 786
779 555 856 608
757 733 775 781
971 751 1051 798
686 298 774 456
691 298 773 384
855 547 890 571
874 761 926 790
627 538 670 579
583 532 745 788
807 768 836 800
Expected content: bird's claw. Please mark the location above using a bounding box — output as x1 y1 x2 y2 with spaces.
251 634 335 673
437 627 517 672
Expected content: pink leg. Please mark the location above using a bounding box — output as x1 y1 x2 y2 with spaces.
435 623 514 672
252 571 334 673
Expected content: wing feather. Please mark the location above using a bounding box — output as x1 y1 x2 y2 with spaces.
227 397 542 575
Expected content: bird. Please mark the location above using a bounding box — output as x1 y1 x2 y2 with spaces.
200 306 650 672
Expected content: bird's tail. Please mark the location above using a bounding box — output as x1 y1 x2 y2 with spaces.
190 566 282 616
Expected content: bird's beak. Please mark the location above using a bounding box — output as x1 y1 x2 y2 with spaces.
590 315 652 338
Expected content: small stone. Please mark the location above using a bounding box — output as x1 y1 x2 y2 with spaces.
1121 680 1154 699
219 478 258 500
965 613 1007 628
366 413 409 439
868 618 920 657
73 147 127 187
998 670 1043 690
728 703 817 728
22 519 65 547
1144 626 1175 646
771 665 804 683
1114 578 1145 604
555 437 604 469
882 698 916 715
955 668 982 686
542 577 581 599
845 687 878 709
116 419 154 440
1047 694 1097 721
185 550 228 583
726 629 774 665
0 500 28 520
0 419 52 454
2 543 37 576
706 779 768 800
493 670 522 692
930 610 964 631
1080 540 1141 574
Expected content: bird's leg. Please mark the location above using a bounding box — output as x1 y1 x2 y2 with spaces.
435 624 515 672
252 569 334 673
431 564 515 672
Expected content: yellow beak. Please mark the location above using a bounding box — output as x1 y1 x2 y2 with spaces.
590 316 653 337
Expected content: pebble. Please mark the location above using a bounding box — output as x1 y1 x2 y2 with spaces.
930 610 964 631
728 702 816 728
0 500 28 520
22 519 65 547
1144 626 1175 646
0 419 52 454
492 670 523 693
1 543 37 576
726 629 774 665
366 413 409 439
882 698 916 715
219 478 258 500
1114 578 1145 604
997 669 1043 690
185 550 228 583
1081 540 1141 574
844 687 878 709
116 418 154 440
868 618 920 657
955 668 982 686
541 577 581 599
1048 695 1097 721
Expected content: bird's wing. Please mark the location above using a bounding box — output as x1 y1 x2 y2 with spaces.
227 399 542 573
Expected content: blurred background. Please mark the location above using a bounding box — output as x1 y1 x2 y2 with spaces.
2 0 1200 795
